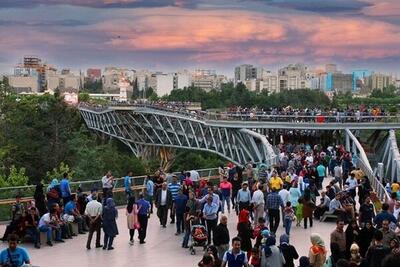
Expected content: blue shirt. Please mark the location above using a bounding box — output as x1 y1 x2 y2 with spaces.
60 178 71 198
317 165 326 177
223 250 248 267
124 175 131 191
203 202 219 220
136 199 150 215
168 182 181 201
236 189 251 203
0 247 30 267
266 192 284 210
64 201 76 215
145 180 154 196
174 194 188 213
374 211 397 228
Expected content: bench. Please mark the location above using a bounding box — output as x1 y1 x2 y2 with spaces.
320 211 338 222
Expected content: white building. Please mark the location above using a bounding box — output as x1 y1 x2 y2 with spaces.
8 75 40 93
102 67 135 93
155 73 174 96
46 71 81 93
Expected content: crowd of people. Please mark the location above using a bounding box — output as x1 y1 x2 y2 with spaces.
1 142 400 267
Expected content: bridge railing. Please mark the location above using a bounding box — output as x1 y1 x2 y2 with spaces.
79 103 400 124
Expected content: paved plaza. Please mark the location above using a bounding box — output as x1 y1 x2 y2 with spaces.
0 207 336 267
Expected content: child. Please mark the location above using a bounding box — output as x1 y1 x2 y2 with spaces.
182 206 195 248
283 201 295 235
296 197 304 227
249 247 260 267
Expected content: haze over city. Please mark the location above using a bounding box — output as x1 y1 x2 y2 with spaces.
0 0 400 76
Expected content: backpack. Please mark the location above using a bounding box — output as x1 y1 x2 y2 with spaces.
47 188 59 199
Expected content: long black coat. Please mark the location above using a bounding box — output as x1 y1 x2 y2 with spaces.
237 222 253 251
102 206 119 237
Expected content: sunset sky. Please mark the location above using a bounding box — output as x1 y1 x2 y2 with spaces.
0 0 399 76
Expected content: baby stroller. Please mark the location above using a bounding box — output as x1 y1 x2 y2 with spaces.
189 220 208 255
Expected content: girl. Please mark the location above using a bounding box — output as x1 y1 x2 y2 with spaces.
126 196 139 245
296 198 304 227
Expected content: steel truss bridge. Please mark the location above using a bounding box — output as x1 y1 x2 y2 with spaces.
79 104 400 201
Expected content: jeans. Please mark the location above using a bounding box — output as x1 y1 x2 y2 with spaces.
146 195 154 213
217 244 229 260
221 194 231 213
182 228 190 247
268 209 280 234
39 225 61 242
26 227 39 245
176 213 184 233
138 214 148 242
284 218 292 235
103 234 114 249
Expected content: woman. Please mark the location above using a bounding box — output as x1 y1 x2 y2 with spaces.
198 255 214 267
206 245 222 267
260 235 285 267
34 182 47 216
323 242 341 267
389 238 400 255
279 234 299 267
102 198 119 250
345 220 360 258
219 176 232 214
358 221 376 257
308 233 326 267
289 183 302 213
126 196 139 245
237 209 253 258
302 195 315 229
231 172 243 213
349 243 366 267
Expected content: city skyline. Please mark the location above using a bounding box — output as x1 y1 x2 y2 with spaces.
0 0 400 76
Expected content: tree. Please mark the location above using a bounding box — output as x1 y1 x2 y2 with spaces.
46 162 74 183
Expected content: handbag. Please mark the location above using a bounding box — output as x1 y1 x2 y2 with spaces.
133 205 141 229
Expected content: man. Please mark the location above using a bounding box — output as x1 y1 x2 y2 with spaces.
329 193 346 220
86 188 98 202
222 237 249 267
168 175 181 224
144 175 154 213
38 206 64 246
334 163 343 189
374 203 397 229
155 182 172 228
213 215 230 260
174 188 188 235
278 184 290 226
136 192 151 244
101 170 114 202
345 173 358 199
251 184 265 226
1 195 25 241
0 234 31 267
269 172 283 191
203 196 219 245
60 172 72 205
316 162 326 190
124 171 133 199
265 188 284 234
24 207 40 249
366 230 391 267
358 196 375 226
314 191 330 220
236 182 251 213
330 219 346 259
84 194 102 250
380 219 399 247
64 194 85 234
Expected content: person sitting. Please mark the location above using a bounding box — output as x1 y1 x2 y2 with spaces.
38 206 64 246
24 207 40 248
314 191 330 220
1 195 25 241
63 194 85 234
328 193 346 221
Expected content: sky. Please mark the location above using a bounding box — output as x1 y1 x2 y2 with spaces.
0 0 400 77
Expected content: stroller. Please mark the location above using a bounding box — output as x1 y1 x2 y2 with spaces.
189 219 208 255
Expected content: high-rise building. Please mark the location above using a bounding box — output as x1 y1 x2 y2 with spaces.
325 73 353 93
366 73 392 91
325 64 338 73
87 68 102 81
234 64 253 84
278 64 309 90
352 70 371 91
46 71 81 93
192 69 225 91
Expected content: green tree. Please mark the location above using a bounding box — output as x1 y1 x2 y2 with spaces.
45 162 74 183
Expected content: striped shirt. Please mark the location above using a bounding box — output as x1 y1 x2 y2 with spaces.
168 182 181 201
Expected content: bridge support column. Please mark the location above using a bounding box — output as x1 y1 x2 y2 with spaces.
345 131 351 152
378 162 384 184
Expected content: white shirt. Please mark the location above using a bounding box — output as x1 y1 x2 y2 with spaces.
305 156 314 164
102 175 114 189
251 190 265 206
85 200 103 217
38 213 51 228
394 206 400 220
346 177 358 190
161 190 167 206
189 170 200 182
279 189 290 205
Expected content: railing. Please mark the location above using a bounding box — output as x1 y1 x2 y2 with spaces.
0 168 220 203
79 103 400 124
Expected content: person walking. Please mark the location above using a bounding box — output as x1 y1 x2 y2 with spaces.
136 192 150 244
278 234 299 267
219 176 233 214
203 195 219 245
144 175 155 213
213 215 230 260
0 234 31 267
308 233 327 267
260 235 285 267
60 172 72 205
251 184 265 226
85 194 103 250
102 198 118 250
266 188 284 234
126 196 139 245
174 188 188 235
155 182 172 228
221 237 249 267
237 209 253 259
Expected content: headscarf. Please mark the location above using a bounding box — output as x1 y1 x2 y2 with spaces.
261 229 270 238
280 234 289 246
310 233 326 255
106 198 116 209
47 179 59 192
263 236 276 257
